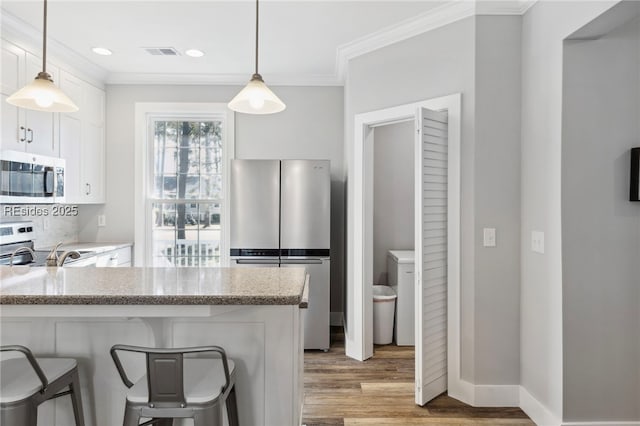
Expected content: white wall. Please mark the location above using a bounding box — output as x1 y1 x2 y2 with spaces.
77 85 345 312
372 121 414 284
561 12 640 422
519 1 619 421
473 15 522 384
345 15 523 385
344 16 477 378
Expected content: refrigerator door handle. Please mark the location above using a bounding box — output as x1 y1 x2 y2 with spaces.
235 259 280 264
280 259 324 265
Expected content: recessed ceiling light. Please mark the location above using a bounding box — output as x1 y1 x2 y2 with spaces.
185 49 205 58
92 47 112 56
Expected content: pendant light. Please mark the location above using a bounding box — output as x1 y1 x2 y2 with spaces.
228 0 285 114
6 0 78 113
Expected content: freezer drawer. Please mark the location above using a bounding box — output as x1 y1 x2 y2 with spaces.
280 160 330 250
230 160 280 251
281 257 330 350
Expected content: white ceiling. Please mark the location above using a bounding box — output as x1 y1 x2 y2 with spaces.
1 0 451 85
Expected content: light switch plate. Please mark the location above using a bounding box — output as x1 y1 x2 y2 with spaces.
98 215 106 227
532 231 544 254
483 228 496 247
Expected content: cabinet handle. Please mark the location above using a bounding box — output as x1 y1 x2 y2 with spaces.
26 128 33 143
85 183 91 195
19 126 26 142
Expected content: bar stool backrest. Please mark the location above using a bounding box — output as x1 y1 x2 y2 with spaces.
111 345 231 408
146 352 186 407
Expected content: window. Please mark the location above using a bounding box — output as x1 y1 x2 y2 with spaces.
134 103 234 267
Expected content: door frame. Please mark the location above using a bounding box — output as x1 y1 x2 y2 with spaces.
346 93 463 400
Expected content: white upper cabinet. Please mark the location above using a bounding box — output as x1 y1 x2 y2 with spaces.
0 40 59 157
1 38 106 204
59 70 105 204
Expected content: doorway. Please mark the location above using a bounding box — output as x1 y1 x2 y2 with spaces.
345 94 462 405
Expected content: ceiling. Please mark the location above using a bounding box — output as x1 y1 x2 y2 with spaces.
1 1 450 85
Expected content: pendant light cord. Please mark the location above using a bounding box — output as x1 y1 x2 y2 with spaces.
42 0 47 73
254 0 259 75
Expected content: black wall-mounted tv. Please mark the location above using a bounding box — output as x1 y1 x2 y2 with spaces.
631 147 640 202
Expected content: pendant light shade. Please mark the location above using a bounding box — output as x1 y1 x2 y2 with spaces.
7 72 78 112
6 0 79 113
228 73 285 114
228 0 285 114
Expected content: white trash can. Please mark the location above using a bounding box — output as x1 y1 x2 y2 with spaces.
373 285 397 345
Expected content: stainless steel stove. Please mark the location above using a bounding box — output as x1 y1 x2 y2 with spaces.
0 220 39 265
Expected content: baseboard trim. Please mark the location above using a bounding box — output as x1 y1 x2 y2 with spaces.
448 379 519 408
330 311 343 327
519 386 562 426
447 384 638 426
562 422 640 426
474 385 520 407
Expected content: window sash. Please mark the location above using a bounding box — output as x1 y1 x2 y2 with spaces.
134 103 234 268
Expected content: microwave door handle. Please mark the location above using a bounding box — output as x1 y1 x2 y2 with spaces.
44 168 54 195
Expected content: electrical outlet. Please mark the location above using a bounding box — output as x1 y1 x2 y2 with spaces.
98 215 106 227
532 231 545 254
43 217 50 231
483 228 496 247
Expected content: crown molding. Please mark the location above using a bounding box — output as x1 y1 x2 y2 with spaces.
105 72 342 86
3 0 540 88
335 1 475 81
335 0 539 82
475 0 538 15
1 11 109 88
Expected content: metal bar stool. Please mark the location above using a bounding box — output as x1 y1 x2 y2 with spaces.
110 344 239 426
0 345 85 426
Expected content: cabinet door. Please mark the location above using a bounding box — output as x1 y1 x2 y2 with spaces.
82 122 105 202
23 53 58 157
1 40 26 151
1 40 24 95
81 84 105 203
58 71 83 203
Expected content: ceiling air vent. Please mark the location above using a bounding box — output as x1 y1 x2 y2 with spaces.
143 47 180 56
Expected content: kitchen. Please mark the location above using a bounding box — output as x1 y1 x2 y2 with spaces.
1 1 639 426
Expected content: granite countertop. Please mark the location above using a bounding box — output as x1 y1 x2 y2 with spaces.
0 266 307 306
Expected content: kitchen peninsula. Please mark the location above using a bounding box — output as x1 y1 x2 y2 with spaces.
0 266 307 426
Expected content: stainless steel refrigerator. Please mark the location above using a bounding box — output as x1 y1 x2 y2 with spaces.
230 159 330 350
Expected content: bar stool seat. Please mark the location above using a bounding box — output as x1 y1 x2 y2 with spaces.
1 358 77 403
1 345 85 426
111 344 239 426
126 359 235 404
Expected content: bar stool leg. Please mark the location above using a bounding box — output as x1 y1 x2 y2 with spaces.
69 368 86 426
1 401 37 426
193 405 222 426
122 404 140 426
226 385 240 426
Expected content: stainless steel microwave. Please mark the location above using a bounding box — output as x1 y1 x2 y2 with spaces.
0 150 65 204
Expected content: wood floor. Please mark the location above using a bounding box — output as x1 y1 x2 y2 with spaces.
302 327 534 426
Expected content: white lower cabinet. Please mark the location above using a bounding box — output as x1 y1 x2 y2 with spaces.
96 246 131 267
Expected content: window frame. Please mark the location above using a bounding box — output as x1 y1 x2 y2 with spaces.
134 103 235 267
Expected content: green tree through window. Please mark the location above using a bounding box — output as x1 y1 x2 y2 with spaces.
150 119 223 267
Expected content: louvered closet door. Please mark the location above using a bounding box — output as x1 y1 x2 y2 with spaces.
415 107 449 405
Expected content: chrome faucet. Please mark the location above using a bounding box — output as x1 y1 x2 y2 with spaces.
45 242 63 267
9 247 36 266
58 250 81 266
